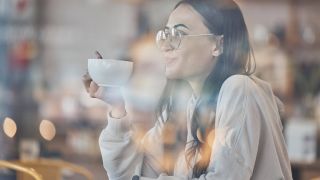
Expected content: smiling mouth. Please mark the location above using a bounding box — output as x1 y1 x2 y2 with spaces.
165 58 176 65
164 52 177 65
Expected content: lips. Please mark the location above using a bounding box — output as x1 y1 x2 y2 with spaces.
164 54 177 65
165 58 176 65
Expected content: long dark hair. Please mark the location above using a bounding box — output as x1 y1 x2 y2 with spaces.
155 0 256 178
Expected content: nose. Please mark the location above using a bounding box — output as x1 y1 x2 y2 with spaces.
160 40 173 52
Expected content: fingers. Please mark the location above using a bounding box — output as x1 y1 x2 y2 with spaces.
89 81 99 98
83 51 103 96
82 72 92 93
97 87 125 107
94 86 106 100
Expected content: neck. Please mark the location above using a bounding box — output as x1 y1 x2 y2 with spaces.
187 76 207 99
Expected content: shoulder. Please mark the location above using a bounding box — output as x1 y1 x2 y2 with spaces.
218 74 258 101
217 74 277 109
220 74 256 92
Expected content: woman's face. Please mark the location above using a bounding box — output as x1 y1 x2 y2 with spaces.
161 4 218 81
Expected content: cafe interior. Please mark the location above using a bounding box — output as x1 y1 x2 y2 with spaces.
0 0 320 179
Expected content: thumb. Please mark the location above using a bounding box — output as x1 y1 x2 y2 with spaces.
94 87 105 99
89 81 99 98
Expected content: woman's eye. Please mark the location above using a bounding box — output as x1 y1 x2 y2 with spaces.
178 31 187 35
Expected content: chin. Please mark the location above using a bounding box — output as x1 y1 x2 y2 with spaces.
165 68 182 80
166 74 178 80
164 59 185 79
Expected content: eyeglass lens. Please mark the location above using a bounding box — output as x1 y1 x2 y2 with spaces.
156 28 182 49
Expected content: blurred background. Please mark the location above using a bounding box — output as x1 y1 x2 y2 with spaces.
0 0 320 179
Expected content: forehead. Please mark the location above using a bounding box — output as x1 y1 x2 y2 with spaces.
166 4 209 33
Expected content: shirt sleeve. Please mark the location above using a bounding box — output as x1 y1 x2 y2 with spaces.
99 112 167 180
99 113 144 180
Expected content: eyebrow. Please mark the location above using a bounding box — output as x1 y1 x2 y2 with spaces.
165 24 190 30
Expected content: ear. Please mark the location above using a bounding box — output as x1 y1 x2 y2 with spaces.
211 35 224 57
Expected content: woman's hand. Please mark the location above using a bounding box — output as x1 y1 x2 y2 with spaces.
82 51 127 118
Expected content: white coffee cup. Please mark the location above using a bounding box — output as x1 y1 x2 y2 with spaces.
88 59 133 87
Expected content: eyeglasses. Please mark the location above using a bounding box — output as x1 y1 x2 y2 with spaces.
156 28 218 50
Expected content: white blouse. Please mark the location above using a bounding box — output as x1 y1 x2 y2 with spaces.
99 74 293 180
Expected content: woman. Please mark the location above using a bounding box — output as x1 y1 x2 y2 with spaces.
83 0 293 179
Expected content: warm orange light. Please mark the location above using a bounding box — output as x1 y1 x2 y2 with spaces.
3 117 17 138
39 120 56 141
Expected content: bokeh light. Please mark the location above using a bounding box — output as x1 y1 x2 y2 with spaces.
3 117 17 138
39 119 56 141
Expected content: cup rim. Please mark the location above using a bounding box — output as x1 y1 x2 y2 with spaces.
88 58 133 64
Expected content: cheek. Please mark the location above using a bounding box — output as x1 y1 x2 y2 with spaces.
182 39 212 58
165 40 214 79
180 41 213 72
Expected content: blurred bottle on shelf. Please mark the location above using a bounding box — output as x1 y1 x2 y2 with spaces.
285 117 317 163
